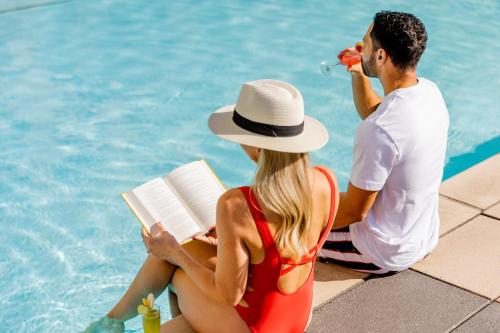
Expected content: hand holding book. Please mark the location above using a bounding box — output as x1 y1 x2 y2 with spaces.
122 160 226 244
142 222 185 265
193 229 218 246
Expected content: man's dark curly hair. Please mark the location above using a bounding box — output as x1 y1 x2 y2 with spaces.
371 11 427 70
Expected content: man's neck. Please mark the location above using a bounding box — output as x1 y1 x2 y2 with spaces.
380 68 418 96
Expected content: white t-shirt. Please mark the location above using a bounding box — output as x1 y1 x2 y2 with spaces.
349 77 449 271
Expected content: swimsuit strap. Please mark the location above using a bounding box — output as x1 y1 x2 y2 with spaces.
239 186 280 258
279 166 337 276
313 166 337 251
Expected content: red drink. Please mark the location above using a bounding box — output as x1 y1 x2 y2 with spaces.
320 41 365 76
337 50 361 68
336 42 364 68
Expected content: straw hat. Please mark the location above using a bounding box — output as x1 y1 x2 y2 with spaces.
208 79 328 153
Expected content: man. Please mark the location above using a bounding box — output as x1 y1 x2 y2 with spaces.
319 11 449 274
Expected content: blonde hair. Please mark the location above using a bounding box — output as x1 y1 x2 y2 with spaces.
252 149 313 261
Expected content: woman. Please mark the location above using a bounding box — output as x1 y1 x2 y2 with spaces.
84 79 339 333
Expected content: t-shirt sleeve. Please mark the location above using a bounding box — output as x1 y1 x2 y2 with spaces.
349 122 399 191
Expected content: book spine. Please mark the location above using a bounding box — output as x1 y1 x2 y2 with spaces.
121 192 151 232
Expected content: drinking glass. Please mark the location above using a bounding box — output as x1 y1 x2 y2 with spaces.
142 305 160 333
320 41 364 76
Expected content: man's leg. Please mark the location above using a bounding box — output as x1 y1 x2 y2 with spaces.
319 227 390 274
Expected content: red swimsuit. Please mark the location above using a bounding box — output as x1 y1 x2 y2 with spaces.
235 166 336 333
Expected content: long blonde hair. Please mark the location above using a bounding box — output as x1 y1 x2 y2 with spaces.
252 149 313 261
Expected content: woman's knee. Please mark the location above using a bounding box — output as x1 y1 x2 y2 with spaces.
142 253 175 278
171 268 198 303
171 268 188 288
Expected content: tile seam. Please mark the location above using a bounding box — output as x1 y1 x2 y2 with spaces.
482 198 500 212
408 268 495 300
437 197 500 236
439 212 482 238
438 193 485 210
313 280 366 311
445 299 493 333
482 212 500 221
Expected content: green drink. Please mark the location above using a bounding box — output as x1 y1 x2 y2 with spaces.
138 294 161 333
142 305 160 333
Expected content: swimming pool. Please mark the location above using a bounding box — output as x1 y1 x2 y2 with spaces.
0 0 498 331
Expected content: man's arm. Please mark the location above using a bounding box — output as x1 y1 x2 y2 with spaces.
332 182 378 229
349 63 382 120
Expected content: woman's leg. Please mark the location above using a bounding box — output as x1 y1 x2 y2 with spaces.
168 289 182 317
161 268 250 333
107 240 217 321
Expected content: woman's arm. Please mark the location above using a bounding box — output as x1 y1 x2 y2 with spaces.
143 189 250 306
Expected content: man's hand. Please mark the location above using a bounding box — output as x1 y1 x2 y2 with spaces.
347 62 363 76
337 47 364 75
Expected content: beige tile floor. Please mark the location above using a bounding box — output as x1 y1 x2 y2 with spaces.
438 195 481 236
440 154 500 209
313 262 368 308
484 202 500 220
414 154 500 301
413 215 500 299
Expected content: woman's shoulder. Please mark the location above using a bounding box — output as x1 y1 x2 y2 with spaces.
312 165 340 214
313 165 340 223
216 187 252 225
313 165 338 189
218 187 248 205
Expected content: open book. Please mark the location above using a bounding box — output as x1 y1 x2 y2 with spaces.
121 160 226 244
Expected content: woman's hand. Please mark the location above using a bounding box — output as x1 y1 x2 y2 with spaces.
193 229 218 246
141 222 184 265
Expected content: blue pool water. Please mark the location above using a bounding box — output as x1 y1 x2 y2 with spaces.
0 1 499 331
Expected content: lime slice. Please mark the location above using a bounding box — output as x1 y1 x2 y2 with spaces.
355 41 365 52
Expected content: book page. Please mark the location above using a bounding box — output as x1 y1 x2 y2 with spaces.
131 178 202 243
121 192 156 228
165 161 226 232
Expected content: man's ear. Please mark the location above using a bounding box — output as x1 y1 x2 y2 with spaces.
377 49 386 65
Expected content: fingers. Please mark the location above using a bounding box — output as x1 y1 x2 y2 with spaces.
193 235 206 243
347 63 363 74
151 221 166 232
142 227 153 253
193 235 217 246
150 222 165 237
207 229 217 238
